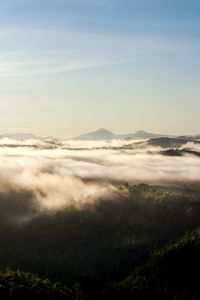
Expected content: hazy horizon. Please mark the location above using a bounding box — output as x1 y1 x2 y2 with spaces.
0 127 199 139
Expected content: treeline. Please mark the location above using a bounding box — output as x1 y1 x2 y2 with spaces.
0 269 77 299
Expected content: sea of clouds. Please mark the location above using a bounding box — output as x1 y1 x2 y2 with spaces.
0 138 199 216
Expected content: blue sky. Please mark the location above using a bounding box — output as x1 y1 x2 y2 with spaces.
0 0 199 137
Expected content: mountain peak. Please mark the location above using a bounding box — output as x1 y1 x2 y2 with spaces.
132 130 166 139
73 129 174 140
74 128 114 140
95 128 113 134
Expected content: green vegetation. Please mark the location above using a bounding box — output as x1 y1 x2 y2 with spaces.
1 184 200 299
119 228 200 300
0 269 74 299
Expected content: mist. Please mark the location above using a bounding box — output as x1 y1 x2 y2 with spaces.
0 138 200 219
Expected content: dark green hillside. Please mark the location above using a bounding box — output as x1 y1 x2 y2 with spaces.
2 227 200 300
1 184 200 299
119 228 200 300
0 269 74 299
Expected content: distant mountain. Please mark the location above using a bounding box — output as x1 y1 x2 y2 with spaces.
146 137 191 148
74 128 115 140
178 134 200 140
0 133 40 140
0 133 57 141
146 137 200 148
73 128 173 140
130 130 169 139
2 130 198 142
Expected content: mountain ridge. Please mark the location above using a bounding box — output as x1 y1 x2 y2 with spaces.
0 129 199 141
73 128 175 140
0 133 57 141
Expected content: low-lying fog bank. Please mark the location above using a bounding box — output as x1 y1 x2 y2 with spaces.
0 138 199 216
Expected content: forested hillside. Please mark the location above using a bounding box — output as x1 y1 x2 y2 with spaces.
1 184 200 299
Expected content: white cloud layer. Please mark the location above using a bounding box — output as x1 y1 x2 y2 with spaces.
0 138 199 212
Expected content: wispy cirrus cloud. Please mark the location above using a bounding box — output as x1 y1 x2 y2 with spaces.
0 28 178 78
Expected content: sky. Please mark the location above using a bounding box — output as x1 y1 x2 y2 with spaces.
0 0 199 138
